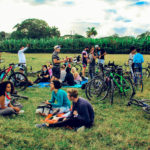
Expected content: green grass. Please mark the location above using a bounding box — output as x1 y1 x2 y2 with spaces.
0 53 150 150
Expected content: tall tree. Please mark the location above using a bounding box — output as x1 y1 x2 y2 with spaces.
0 31 5 40
86 27 97 38
49 26 60 38
137 31 150 39
11 18 60 39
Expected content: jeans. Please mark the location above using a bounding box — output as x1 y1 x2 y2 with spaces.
134 63 142 84
48 117 92 128
98 59 104 65
89 66 95 79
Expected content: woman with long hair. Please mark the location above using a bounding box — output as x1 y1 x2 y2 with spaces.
0 81 20 116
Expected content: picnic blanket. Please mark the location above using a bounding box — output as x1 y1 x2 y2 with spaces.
29 80 88 88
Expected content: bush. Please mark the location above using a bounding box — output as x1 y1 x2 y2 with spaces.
0 37 150 54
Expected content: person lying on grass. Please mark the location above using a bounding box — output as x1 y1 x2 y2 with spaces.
36 88 95 131
36 80 71 116
34 65 50 83
0 81 23 116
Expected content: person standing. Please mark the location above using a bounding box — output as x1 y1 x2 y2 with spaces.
95 45 101 64
128 46 136 77
81 47 89 78
88 46 97 79
133 48 144 83
18 44 29 69
51 45 66 81
98 48 106 66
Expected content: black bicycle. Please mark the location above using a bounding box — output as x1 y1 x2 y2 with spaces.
128 95 150 114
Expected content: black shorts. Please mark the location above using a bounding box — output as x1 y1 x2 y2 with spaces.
52 67 60 79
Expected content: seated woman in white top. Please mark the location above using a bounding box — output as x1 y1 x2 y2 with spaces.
71 67 82 84
0 81 20 116
60 64 66 82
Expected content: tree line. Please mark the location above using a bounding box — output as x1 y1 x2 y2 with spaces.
0 18 150 54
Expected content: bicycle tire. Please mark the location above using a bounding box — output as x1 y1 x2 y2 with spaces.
85 81 92 100
8 72 28 91
89 77 107 101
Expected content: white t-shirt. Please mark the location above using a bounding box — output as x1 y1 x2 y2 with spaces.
18 47 28 64
60 70 66 82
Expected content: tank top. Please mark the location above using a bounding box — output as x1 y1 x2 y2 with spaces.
0 92 11 108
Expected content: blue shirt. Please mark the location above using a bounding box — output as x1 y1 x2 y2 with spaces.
49 89 71 108
133 53 144 64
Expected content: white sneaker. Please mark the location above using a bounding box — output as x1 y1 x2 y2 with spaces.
76 126 85 132
19 110 25 114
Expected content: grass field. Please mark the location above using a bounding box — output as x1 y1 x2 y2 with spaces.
0 53 150 150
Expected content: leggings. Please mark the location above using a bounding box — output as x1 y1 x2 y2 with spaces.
48 117 91 128
0 107 16 116
34 77 49 83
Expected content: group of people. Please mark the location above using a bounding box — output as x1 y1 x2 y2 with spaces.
0 44 145 131
0 44 97 131
81 45 106 79
0 80 95 131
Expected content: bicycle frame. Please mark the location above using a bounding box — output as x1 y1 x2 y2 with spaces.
110 72 131 93
0 66 13 81
0 64 18 82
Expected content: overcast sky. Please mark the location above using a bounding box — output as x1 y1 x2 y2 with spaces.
0 0 150 37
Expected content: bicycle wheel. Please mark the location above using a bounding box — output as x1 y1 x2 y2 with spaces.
85 81 92 100
142 68 150 78
89 77 107 101
8 72 28 91
122 76 135 99
27 70 41 77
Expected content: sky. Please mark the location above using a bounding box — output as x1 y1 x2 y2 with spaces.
0 0 150 37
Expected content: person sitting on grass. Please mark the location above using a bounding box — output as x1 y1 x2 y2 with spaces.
36 89 94 131
71 67 82 84
60 64 66 82
62 67 75 86
37 80 71 116
0 81 22 116
34 65 50 83
48 63 53 79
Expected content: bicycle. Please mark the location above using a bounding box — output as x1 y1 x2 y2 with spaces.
0 63 28 91
86 64 135 104
128 94 150 114
15 63 41 77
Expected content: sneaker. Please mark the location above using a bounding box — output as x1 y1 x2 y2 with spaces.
76 126 85 132
35 123 48 128
19 110 24 114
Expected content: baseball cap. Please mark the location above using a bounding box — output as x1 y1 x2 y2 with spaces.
54 45 61 50
95 45 99 48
